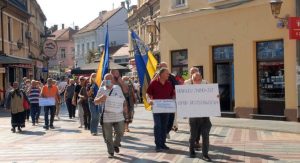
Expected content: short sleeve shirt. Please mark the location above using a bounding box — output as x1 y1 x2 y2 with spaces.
146 80 175 100
96 85 125 123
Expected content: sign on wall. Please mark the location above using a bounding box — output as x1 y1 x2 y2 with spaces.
43 39 58 57
175 84 221 118
289 17 300 40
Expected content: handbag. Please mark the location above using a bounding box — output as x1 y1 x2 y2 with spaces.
100 88 114 125
23 98 30 110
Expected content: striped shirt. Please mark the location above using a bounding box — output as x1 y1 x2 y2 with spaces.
96 85 125 123
28 87 41 104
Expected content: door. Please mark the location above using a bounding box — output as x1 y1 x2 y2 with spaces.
215 63 234 112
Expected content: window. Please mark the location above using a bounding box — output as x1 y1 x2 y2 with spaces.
87 42 90 52
21 23 25 43
60 48 66 58
82 44 85 55
72 47 75 54
77 45 80 56
92 42 95 50
213 45 234 61
174 0 186 8
257 40 283 61
171 49 189 80
8 17 12 42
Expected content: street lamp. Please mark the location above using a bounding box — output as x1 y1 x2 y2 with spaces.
269 0 288 28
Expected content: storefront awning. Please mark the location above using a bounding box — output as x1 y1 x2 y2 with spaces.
0 54 33 64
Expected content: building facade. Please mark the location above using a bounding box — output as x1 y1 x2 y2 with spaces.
0 0 46 105
127 0 160 78
158 0 298 121
74 6 128 68
48 25 78 78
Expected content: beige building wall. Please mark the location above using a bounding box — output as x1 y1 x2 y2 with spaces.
159 0 297 121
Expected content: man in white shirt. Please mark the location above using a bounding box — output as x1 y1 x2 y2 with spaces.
94 73 127 158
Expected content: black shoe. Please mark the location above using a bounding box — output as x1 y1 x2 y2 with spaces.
11 128 16 133
43 126 49 130
114 147 120 153
202 155 212 162
155 148 163 152
50 126 55 129
162 145 170 150
190 148 196 158
32 123 35 126
108 153 114 158
195 142 201 151
17 127 22 132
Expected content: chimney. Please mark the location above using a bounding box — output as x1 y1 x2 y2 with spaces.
62 24 64 29
121 1 125 8
99 10 107 17
53 25 58 32
75 26 79 31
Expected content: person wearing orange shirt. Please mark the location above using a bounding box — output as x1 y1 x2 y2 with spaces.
41 78 60 130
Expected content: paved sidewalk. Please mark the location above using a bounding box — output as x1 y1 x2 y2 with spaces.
0 105 299 162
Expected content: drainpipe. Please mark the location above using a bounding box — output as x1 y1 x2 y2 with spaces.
297 0 300 121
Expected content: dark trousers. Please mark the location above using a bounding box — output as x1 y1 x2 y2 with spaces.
44 106 56 127
189 117 212 156
153 113 169 149
11 111 26 128
167 113 175 134
66 98 75 118
82 102 91 129
25 109 30 120
30 103 39 124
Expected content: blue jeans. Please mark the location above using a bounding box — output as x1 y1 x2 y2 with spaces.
30 103 39 124
44 106 56 127
89 100 101 134
153 113 169 149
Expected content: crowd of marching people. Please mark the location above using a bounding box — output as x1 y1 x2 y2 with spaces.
4 64 213 161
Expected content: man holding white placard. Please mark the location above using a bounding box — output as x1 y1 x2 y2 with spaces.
147 68 175 152
40 78 60 130
188 72 212 161
94 73 127 158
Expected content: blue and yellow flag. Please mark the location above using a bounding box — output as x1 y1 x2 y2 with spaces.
131 30 158 111
96 26 110 87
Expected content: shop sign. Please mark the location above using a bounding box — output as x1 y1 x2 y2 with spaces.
42 68 48 72
43 39 58 57
0 67 5 73
289 17 300 40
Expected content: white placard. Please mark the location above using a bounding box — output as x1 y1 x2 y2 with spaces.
175 84 221 118
39 98 55 106
152 99 176 113
105 96 124 113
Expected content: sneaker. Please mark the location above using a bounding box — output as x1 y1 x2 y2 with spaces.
32 123 35 126
108 153 114 158
114 147 120 153
50 126 55 129
43 126 49 130
78 126 83 128
92 133 97 136
202 155 212 162
166 133 170 139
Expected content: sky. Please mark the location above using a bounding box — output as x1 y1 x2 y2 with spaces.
36 0 137 29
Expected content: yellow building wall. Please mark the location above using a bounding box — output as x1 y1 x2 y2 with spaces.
159 0 297 119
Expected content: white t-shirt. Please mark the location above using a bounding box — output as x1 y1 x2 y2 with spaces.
96 85 125 123
58 81 68 94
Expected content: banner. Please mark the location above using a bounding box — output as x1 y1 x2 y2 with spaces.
152 99 176 113
175 84 221 118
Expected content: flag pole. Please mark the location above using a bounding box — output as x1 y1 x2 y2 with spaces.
107 23 110 72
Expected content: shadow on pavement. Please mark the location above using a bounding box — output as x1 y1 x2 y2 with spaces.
127 131 154 137
114 154 169 163
20 130 46 136
55 128 82 133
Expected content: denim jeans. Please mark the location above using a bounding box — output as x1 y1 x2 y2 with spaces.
30 103 39 124
44 106 56 127
153 113 169 149
89 100 101 134
167 113 175 134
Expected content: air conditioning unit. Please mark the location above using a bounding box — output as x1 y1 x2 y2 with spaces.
25 31 32 39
